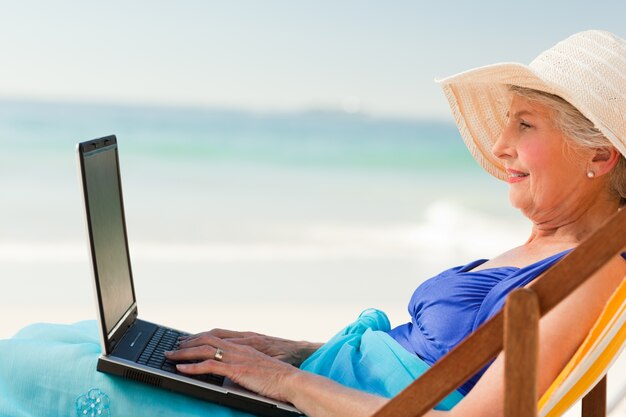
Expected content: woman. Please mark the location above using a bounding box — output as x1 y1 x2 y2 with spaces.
165 30 626 417
0 30 624 417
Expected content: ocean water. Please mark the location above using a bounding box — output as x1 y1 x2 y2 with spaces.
0 99 530 338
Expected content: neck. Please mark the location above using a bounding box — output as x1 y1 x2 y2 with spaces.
525 197 621 248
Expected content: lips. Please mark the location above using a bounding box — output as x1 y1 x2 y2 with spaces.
507 169 529 183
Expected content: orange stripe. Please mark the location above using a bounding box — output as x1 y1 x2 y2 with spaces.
541 322 625 417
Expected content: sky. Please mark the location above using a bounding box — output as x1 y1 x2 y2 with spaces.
0 0 624 119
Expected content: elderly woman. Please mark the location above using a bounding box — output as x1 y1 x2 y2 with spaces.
165 30 626 417
0 30 624 417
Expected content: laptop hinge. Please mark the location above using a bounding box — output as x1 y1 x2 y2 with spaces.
108 304 138 351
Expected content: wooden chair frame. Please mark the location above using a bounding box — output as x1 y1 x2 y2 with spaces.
372 209 626 417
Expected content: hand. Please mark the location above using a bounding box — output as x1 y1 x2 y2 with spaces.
164 335 301 403
178 329 322 367
166 334 389 417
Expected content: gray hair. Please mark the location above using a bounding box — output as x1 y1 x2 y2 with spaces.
509 86 626 205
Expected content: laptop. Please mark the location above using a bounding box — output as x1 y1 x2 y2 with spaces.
77 135 301 417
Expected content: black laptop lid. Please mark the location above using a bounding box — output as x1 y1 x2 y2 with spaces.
78 136 137 352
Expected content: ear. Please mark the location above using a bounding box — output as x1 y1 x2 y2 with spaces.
590 147 621 177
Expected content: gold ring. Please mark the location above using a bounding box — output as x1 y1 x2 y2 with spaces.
214 347 224 362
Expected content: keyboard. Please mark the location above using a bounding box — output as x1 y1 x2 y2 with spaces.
137 327 224 386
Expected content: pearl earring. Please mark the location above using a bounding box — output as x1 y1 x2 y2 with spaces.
587 171 595 179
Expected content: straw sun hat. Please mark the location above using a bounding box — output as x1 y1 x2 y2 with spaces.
437 30 626 181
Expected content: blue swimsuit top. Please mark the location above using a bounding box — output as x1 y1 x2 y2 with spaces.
387 250 572 395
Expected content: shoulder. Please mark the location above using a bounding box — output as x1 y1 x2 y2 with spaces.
566 253 625 312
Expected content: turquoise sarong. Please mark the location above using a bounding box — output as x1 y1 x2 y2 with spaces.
0 310 462 416
301 309 463 408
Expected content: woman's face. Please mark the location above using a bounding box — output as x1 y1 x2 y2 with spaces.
492 95 595 225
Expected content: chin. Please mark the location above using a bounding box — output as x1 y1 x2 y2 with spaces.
508 193 524 209
509 195 532 215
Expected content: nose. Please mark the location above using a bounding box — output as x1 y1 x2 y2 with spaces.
492 123 515 160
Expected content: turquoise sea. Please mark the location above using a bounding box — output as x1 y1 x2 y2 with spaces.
0 100 528 340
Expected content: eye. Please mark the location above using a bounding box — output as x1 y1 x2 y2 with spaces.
519 120 532 130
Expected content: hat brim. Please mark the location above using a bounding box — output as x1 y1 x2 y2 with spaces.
437 62 561 181
438 31 626 182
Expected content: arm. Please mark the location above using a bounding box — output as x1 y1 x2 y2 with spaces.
165 337 388 416
284 371 389 417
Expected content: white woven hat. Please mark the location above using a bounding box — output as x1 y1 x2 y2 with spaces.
437 30 626 181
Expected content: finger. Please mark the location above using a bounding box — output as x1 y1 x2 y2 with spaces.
207 328 253 339
179 329 253 343
165 345 218 362
177 359 230 376
178 332 205 343
178 334 224 349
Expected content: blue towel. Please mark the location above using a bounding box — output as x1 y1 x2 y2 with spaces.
0 311 462 416
0 321 251 417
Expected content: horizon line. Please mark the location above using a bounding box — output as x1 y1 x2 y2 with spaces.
0 94 454 124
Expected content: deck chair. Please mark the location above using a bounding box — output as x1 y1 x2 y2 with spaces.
538 278 625 417
371 208 626 417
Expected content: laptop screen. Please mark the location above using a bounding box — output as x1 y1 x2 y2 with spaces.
80 138 136 336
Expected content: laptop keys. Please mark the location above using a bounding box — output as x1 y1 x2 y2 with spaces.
138 327 224 386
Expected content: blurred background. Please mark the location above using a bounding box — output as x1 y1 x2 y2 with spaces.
0 0 624 413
